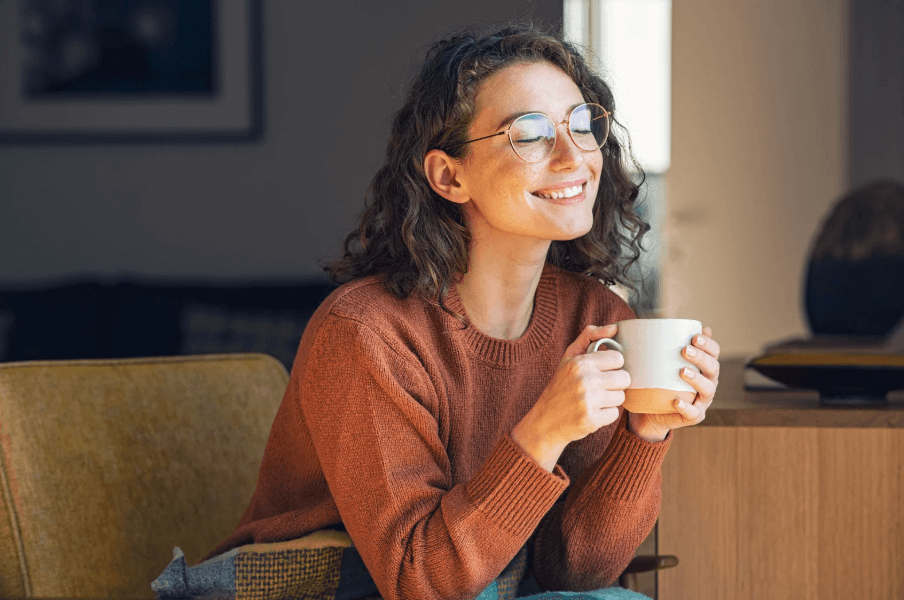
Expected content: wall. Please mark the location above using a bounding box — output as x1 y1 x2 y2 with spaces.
663 0 848 357
0 0 560 285
849 0 904 187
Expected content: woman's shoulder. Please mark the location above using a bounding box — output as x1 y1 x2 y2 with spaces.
546 264 623 301
546 265 637 321
318 276 428 319
318 275 394 313
305 275 443 345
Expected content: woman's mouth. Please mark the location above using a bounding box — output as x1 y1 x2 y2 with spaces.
531 181 587 203
533 184 584 200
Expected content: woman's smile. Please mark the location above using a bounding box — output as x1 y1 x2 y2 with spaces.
531 180 588 203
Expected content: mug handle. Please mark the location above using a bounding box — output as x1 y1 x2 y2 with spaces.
587 338 624 354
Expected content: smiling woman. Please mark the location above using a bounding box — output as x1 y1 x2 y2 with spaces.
175 22 695 600
324 27 649 314
424 62 607 267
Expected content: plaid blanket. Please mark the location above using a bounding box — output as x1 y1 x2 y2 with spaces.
151 529 649 600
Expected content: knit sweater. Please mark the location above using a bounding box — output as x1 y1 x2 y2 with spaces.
204 263 672 600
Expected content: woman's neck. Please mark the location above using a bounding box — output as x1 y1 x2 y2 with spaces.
455 237 550 340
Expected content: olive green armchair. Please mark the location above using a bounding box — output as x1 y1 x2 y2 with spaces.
0 353 288 598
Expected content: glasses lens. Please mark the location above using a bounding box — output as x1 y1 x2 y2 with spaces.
509 113 556 162
569 104 609 151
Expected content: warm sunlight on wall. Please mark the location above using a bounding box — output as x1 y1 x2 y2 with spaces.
664 0 847 356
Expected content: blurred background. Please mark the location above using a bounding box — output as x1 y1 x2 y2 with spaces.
0 0 902 364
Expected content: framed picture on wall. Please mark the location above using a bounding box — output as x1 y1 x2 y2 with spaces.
0 0 262 143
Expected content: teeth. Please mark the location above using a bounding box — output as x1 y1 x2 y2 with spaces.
535 184 583 200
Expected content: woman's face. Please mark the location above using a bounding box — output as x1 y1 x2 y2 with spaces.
454 60 604 248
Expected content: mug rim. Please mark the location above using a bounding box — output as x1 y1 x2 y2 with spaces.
616 318 701 326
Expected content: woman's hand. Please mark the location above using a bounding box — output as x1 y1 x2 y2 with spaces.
511 324 630 471
627 326 721 443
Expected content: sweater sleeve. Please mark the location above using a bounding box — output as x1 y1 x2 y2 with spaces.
298 313 569 600
526 289 671 591
529 410 671 590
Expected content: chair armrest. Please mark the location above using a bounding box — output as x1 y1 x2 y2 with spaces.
618 554 679 593
622 554 679 574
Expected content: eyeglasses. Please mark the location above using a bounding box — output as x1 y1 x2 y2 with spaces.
453 102 611 163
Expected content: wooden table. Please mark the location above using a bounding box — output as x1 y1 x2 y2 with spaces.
657 356 904 599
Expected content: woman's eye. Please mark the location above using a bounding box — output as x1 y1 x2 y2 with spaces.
513 135 546 145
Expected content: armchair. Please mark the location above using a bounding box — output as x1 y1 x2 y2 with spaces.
0 354 288 598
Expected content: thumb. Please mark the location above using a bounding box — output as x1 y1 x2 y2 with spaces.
563 324 618 361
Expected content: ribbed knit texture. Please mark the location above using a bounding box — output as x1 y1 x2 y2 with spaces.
203 264 671 600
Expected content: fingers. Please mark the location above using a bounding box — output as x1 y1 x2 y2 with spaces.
671 396 707 423
579 345 626 379
682 342 719 381
600 365 631 390
695 327 721 360
564 324 618 361
680 364 718 399
562 349 628 387
584 323 618 348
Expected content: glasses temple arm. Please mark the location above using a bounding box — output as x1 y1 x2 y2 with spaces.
450 130 509 148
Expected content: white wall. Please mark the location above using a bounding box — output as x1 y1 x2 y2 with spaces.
662 0 848 357
0 0 560 285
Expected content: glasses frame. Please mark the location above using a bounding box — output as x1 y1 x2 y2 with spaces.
452 102 611 163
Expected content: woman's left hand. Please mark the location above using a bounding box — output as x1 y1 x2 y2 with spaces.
627 326 721 443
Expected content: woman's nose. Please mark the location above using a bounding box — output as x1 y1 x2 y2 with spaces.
549 122 584 167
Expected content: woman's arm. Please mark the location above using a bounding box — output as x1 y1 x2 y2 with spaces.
529 411 671 590
528 319 721 590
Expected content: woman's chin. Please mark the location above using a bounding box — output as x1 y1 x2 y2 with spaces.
551 220 594 242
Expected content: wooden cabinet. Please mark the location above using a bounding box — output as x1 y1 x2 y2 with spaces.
657 358 904 600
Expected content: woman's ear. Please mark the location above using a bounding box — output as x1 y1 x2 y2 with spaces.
424 149 469 204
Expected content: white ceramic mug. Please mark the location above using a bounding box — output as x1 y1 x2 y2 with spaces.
586 318 703 414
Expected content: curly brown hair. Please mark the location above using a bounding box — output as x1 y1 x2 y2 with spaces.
322 22 651 311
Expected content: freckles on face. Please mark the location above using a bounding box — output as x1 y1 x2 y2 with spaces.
455 60 604 244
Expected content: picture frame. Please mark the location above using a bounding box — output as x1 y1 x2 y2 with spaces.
0 0 263 143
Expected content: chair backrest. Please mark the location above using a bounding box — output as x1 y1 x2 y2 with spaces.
0 353 288 598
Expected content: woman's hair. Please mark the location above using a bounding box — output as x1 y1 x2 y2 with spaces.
322 21 651 310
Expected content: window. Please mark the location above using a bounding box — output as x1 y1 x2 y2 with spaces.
564 0 671 316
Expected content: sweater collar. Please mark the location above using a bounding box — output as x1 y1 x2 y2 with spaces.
444 263 559 366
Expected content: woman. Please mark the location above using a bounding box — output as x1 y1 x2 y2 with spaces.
204 23 721 600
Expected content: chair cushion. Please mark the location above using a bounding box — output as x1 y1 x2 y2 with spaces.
152 529 381 600
0 353 288 598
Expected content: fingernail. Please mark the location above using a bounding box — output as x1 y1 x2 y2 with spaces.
685 346 697 357
677 400 687 409
683 367 695 378
696 335 706 347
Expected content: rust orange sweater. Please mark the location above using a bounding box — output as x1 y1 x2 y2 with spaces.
205 264 672 600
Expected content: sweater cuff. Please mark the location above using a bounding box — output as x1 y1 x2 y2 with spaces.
465 434 569 539
589 414 672 502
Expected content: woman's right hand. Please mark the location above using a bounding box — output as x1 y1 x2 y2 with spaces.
510 324 631 472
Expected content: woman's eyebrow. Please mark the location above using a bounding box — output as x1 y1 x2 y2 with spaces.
494 102 585 130
495 111 531 130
